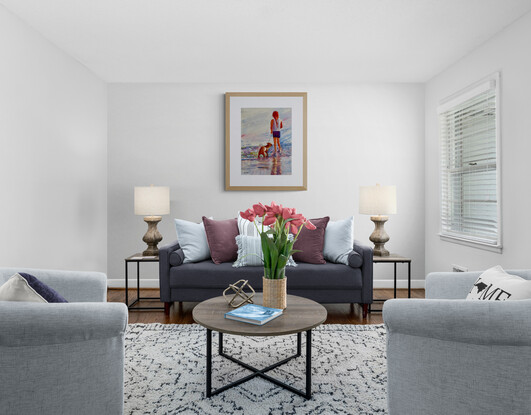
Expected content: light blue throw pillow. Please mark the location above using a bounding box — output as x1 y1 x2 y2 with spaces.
174 218 211 263
323 216 354 265
233 235 297 268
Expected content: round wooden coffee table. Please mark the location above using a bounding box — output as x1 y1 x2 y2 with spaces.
193 294 327 399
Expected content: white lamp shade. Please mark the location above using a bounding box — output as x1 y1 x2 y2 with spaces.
359 184 397 215
134 186 170 216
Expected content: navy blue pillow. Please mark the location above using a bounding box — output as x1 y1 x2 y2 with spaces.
19 273 68 303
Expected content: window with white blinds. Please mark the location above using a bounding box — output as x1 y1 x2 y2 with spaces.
438 74 501 250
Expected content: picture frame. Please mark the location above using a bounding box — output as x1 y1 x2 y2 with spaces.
225 92 307 191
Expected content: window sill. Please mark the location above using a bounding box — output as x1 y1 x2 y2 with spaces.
439 234 502 254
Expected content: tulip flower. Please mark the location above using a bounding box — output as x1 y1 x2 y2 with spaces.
239 209 256 222
253 203 267 217
239 202 316 280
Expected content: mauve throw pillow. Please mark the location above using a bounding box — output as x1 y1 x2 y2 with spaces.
202 217 239 264
293 217 330 264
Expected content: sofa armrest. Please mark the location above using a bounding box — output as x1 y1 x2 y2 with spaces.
0 302 128 347
0 267 107 302
159 240 181 302
383 298 531 346
352 240 373 304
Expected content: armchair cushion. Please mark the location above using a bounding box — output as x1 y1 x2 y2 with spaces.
466 265 531 301
0 273 68 303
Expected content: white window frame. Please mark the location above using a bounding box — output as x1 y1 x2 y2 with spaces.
438 73 502 253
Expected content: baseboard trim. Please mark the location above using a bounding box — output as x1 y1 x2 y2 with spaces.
108 278 425 290
373 279 425 289
108 279 160 288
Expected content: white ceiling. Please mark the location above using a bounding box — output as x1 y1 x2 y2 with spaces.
2 0 531 83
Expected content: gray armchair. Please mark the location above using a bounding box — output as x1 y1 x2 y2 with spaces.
384 270 531 415
0 267 128 415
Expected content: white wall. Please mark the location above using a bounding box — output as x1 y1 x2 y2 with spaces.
0 6 108 272
425 12 531 273
108 83 425 287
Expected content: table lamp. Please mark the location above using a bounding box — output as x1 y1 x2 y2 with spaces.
359 184 397 256
134 185 170 256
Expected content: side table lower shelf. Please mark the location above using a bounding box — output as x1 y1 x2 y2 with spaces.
370 254 411 313
125 254 164 311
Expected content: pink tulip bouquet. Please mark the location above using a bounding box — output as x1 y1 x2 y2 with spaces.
240 202 316 280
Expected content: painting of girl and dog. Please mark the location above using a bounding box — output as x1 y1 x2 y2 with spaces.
240 107 292 176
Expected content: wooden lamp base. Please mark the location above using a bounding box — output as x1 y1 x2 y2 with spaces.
142 216 163 256
369 215 390 257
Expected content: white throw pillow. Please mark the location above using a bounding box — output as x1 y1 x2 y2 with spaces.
466 265 531 301
0 273 47 302
233 235 297 268
237 214 270 237
323 216 354 265
174 218 212 263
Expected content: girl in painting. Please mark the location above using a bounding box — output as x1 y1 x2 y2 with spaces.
270 111 283 154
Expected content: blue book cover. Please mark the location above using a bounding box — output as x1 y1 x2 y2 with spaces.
225 304 283 325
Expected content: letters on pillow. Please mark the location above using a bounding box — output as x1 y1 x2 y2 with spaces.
466 266 531 301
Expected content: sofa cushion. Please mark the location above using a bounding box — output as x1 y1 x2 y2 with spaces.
293 217 330 264
324 216 354 265
169 261 362 291
202 217 239 264
174 218 211 263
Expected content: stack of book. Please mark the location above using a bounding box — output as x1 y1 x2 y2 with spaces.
225 304 283 325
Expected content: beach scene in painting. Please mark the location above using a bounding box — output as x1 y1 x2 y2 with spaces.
241 108 292 175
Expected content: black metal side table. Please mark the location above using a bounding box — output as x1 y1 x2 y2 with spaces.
370 254 412 313
125 253 164 311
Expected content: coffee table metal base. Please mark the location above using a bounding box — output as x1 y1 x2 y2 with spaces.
206 329 312 399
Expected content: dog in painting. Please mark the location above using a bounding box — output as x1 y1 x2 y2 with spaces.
257 142 273 159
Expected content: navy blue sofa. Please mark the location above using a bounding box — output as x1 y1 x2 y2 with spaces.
159 240 373 317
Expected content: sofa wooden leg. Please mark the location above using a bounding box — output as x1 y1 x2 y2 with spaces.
164 302 171 315
362 303 369 318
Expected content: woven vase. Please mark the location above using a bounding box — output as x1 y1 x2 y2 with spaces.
262 276 287 310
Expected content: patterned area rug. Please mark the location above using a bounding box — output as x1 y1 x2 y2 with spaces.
124 324 388 414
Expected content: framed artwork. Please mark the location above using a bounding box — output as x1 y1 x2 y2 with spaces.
225 92 307 191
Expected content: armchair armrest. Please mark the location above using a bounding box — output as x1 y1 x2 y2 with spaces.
0 302 128 347
0 267 107 302
0 302 127 415
159 240 181 302
352 240 373 303
383 298 531 346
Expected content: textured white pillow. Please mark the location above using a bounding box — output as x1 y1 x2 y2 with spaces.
466 265 531 301
0 273 47 302
323 216 354 265
233 235 297 268
237 214 270 237
174 218 212 263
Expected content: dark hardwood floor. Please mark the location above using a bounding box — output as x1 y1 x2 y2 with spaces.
108 288 425 325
